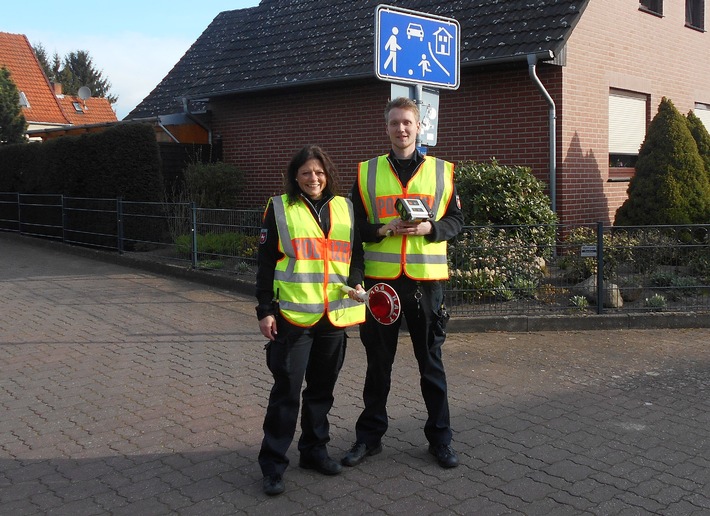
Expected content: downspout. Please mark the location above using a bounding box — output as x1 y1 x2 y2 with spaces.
527 53 556 215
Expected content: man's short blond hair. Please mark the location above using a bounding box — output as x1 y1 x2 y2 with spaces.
385 97 420 123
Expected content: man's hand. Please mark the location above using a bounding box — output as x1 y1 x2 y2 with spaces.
396 220 432 236
259 315 278 340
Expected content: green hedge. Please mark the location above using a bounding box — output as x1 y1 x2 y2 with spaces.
0 122 163 199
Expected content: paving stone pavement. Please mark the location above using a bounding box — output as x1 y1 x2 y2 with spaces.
1 233 710 515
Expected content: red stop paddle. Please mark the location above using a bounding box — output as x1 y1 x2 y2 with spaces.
341 283 401 325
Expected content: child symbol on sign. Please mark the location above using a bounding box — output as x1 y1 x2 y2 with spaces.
418 54 431 76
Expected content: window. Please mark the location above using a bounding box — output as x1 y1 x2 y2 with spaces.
609 90 648 177
686 0 705 30
695 103 710 130
18 91 30 108
72 101 84 113
639 0 663 16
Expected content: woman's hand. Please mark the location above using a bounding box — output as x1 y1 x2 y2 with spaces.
259 315 278 340
348 284 367 302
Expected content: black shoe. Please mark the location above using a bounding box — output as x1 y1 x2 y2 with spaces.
428 443 459 468
341 442 383 467
299 455 343 476
262 474 284 496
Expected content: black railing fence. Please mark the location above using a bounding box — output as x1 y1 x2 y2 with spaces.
2 193 708 316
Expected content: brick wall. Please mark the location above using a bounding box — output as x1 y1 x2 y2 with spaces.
211 68 557 213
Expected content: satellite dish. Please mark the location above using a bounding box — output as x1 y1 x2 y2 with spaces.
77 86 91 100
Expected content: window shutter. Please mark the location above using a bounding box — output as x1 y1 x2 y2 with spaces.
609 91 647 155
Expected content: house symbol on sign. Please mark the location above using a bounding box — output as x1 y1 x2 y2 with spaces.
434 27 453 56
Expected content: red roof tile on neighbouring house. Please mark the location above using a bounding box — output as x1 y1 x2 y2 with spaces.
56 95 117 125
0 32 68 125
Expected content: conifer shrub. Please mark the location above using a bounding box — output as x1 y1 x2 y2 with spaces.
615 98 710 225
686 110 710 184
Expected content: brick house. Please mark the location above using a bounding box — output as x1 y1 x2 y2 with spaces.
126 0 710 225
0 32 117 139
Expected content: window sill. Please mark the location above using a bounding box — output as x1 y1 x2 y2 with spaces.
685 23 706 33
608 166 634 182
638 7 663 18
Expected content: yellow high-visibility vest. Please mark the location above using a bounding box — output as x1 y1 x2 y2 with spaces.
357 155 454 280
271 194 365 327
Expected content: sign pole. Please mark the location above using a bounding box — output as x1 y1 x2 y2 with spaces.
414 84 423 148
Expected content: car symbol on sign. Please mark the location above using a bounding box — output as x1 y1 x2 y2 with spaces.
406 23 424 41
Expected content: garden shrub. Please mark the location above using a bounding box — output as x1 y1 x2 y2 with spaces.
449 226 545 302
175 232 258 261
557 227 638 282
448 159 557 302
183 161 244 209
454 159 557 248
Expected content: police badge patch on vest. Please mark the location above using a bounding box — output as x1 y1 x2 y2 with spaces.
260 228 268 244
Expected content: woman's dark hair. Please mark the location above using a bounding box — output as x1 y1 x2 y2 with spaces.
285 145 340 203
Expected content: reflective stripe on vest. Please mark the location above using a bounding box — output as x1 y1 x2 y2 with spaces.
271 194 365 327
358 155 453 280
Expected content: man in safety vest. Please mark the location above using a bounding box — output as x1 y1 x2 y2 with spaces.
342 97 464 469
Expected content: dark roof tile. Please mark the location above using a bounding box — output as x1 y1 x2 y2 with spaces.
127 0 588 119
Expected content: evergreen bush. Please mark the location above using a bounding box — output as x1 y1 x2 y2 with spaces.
615 98 710 225
686 110 710 184
454 159 558 233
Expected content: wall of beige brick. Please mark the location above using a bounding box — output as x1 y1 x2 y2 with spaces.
561 0 710 224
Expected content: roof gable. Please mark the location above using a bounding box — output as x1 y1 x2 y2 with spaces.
0 32 68 125
127 0 588 119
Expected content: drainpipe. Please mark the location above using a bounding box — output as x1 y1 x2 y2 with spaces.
527 53 556 215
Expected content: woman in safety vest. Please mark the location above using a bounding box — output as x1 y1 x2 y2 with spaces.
255 145 366 496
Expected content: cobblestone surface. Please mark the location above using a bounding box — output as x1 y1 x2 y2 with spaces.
1 233 710 515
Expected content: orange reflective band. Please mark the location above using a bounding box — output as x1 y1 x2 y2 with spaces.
328 239 352 263
292 238 324 260
291 238 351 262
375 195 401 219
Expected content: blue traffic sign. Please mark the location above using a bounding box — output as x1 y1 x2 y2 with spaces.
375 5 460 90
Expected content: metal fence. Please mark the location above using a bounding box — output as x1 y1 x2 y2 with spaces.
2 193 709 316
446 222 710 315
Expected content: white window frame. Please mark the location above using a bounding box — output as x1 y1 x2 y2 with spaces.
694 103 710 130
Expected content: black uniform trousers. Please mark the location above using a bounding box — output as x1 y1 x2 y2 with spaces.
354 277 452 448
258 316 347 477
